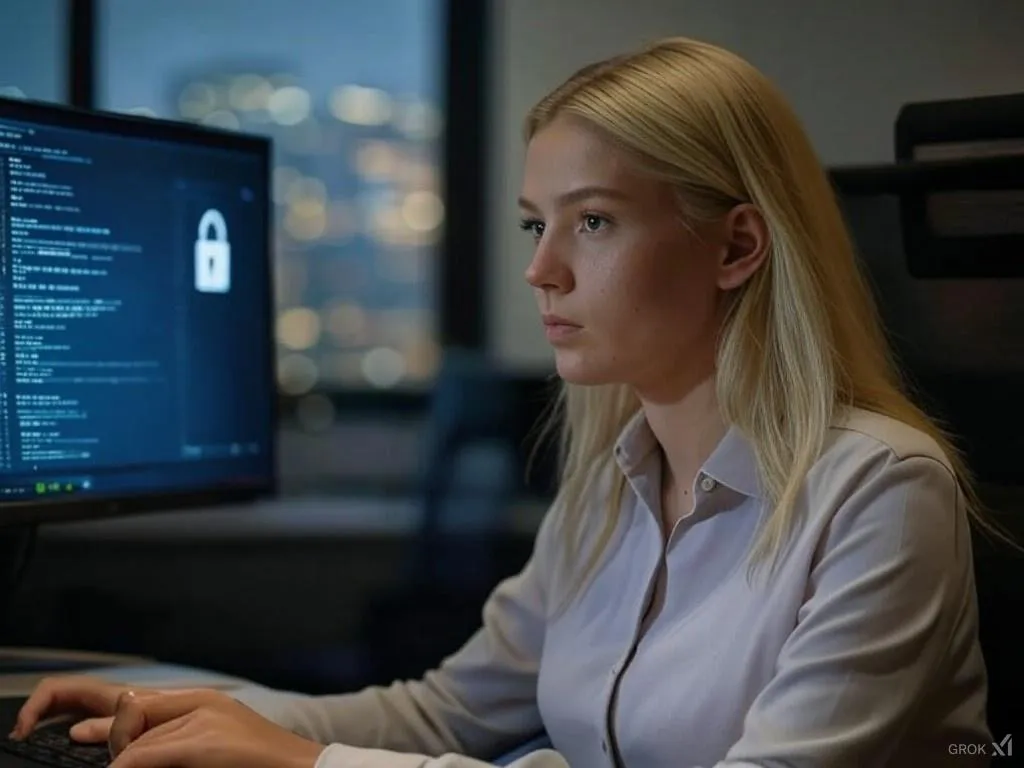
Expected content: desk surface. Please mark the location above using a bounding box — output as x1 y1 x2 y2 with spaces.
37 495 549 542
0 648 250 699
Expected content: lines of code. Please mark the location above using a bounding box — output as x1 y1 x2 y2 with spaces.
0 121 168 471
0 148 9 472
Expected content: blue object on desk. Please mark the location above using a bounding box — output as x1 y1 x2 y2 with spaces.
494 733 553 765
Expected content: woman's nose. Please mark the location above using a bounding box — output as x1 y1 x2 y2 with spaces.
525 241 573 292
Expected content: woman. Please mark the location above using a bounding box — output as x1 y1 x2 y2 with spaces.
10 37 992 768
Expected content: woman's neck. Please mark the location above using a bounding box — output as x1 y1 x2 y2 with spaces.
640 374 727 527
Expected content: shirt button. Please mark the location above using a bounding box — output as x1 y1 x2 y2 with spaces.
699 474 717 493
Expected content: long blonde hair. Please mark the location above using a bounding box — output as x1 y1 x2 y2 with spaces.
525 37 1007 600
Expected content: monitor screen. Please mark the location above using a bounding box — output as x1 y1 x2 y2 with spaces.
0 97 275 526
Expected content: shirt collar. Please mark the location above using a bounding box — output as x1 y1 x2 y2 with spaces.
613 410 762 499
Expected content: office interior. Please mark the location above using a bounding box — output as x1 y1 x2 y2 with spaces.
0 0 1023 747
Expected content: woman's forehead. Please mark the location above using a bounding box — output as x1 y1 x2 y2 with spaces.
521 118 665 208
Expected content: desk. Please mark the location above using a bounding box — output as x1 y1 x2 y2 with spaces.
38 495 549 543
0 647 249 700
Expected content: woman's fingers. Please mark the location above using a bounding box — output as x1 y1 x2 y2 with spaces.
112 711 193 759
68 716 114 744
13 677 125 739
108 690 214 757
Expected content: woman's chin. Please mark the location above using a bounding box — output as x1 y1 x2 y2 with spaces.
553 351 614 386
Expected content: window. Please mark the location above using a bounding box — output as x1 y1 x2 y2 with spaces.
0 0 67 103
97 0 445 395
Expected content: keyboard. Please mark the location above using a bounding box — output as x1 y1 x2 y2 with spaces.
0 729 109 767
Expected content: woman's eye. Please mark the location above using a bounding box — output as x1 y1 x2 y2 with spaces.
581 214 608 233
519 219 545 239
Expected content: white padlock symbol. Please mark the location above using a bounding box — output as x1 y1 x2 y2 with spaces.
194 209 231 293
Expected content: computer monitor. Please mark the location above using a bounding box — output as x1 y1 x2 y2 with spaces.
0 97 276 528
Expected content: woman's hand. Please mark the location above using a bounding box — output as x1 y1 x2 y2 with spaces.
105 688 324 768
12 676 324 768
10 675 152 741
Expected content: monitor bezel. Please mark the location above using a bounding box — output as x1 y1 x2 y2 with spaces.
0 95 278 528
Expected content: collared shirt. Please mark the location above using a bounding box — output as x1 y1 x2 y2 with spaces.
234 407 991 768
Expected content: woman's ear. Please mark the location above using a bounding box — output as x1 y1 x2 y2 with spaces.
717 203 769 290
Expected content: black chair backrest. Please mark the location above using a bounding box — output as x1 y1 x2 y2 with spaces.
833 160 1024 487
896 91 1024 163
970 505 1024 743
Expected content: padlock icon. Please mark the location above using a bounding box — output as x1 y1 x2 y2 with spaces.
194 208 231 293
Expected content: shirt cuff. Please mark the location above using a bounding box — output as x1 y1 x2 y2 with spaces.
315 743 432 768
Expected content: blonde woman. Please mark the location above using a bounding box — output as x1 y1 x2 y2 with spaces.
11 37 991 768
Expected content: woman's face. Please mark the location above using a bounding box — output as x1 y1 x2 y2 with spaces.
520 116 761 401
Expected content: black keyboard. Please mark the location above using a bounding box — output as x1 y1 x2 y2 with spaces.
0 729 109 767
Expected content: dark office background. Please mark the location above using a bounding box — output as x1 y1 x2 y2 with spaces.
1 0 1023 738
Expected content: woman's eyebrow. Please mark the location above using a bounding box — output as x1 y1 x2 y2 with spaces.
518 185 630 211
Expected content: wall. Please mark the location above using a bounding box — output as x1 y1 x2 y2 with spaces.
487 0 1024 369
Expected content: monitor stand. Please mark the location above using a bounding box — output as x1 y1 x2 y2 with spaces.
0 525 109 676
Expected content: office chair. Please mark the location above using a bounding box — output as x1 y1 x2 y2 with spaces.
412 347 520 588
971 511 1024 742
835 116 1024 740
360 348 522 685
